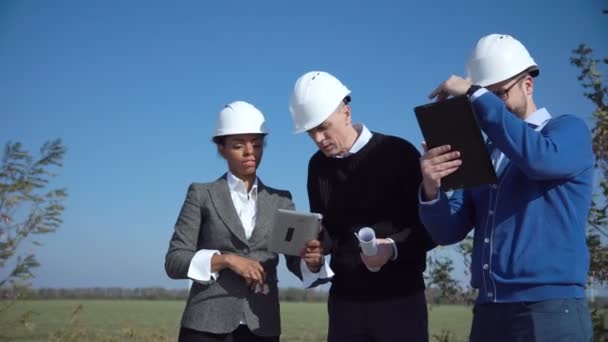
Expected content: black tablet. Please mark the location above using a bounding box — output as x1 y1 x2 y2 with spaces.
414 95 497 191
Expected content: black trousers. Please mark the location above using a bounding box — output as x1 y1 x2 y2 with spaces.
178 325 279 342
327 290 429 342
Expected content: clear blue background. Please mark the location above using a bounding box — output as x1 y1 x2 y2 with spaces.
1 0 606 289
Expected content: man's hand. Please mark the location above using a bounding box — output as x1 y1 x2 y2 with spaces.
360 238 394 271
420 143 462 200
429 75 472 102
224 254 266 289
301 239 324 272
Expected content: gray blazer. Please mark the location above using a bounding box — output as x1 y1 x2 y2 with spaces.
165 175 298 337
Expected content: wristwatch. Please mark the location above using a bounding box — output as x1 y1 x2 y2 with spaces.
466 84 482 97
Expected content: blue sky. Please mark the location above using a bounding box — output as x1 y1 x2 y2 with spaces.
1 0 606 289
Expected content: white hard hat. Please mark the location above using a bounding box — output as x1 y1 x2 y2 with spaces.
466 34 539 87
289 71 351 134
213 101 267 139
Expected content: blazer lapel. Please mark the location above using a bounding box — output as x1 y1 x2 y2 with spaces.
208 175 249 245
248 181 274 247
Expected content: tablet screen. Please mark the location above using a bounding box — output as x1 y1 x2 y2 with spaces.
414 95 497 190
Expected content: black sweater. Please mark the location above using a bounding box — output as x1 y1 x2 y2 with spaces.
307 132 436 301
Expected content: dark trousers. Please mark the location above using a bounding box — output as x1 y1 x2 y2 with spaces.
327 290 428 342
178 325 279 342
470 298 593 342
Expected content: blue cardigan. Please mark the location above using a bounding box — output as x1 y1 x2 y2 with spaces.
419 91 595 303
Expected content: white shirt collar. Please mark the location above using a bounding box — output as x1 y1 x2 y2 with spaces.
350 123 373 154
226 171 258 197
335 123 373 158
525 107 552 128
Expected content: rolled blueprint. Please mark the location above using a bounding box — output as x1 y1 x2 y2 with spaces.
355 227 380 272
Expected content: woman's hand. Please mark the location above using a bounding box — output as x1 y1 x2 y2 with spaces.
222 254 266 288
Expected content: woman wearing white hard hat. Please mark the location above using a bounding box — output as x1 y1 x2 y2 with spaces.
419 34 594 341
165 101 321 342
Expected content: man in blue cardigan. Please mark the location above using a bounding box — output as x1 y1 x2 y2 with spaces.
418 33 594 341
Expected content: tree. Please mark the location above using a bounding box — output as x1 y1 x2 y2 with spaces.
570 9 608 339
0 139 67 295
456 235 477 305
571 43 608 282
427 253 461 304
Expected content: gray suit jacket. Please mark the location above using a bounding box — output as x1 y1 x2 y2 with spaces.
165 175 297 337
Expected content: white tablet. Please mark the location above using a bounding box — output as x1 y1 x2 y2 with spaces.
268 209 322 256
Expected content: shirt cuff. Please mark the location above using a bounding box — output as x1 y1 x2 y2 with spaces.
419 185 441 205
187 249 220 283
386 238 398 260
470 87 488 102
300 258 334 288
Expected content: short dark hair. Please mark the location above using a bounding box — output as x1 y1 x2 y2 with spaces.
212 136 226 145
212 134 267 146
343 95 351 105
526 66 540 78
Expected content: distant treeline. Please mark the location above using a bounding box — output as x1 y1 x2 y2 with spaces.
0 287 484 304
2 287 606 306
0 286 329 302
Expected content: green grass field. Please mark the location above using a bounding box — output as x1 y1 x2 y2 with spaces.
0 300 472 341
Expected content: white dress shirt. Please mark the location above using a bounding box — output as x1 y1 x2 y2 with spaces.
187 171 258 283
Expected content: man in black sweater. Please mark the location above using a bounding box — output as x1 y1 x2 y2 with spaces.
288 71 435 342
